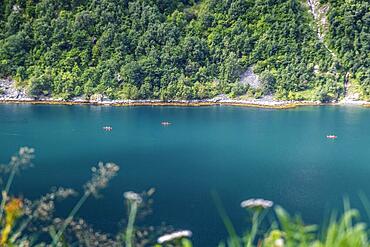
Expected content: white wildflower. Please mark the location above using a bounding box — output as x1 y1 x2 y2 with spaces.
53 218 62 224
35 201 54 219
53 187 77 199
240 198 273 209
147 187 155 196
25 188 77 220
10 147 34 171
157 230 192 244
124 191 142 204
84 162 119 196
274 238 284 247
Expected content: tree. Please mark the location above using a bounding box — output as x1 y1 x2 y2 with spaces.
260 71 276 95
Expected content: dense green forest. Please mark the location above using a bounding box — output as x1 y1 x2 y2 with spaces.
0 0 368 101
323 0 369 98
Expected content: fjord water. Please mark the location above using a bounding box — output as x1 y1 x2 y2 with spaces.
1 104 370 246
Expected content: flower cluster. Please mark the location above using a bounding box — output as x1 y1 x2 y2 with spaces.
240 198 273 209
157 230 192 244
8 147 35 173
84 163 119 196
52 187 77 200
53 218 117 247
34 200 54 220
124 191 143 204
136 188 156 220
24 187 77 221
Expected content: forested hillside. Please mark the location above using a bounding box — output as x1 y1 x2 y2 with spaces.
323 0 369 99
0 0 368 101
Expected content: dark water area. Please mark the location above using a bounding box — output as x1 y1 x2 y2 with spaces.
1 104 370 246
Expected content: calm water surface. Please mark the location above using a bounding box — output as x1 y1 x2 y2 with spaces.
1 104 370 246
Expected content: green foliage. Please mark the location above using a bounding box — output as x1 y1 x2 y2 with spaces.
220 203 370 247
1 0 365 101
230 83 249 98
323 0 369 96
260 71 276 96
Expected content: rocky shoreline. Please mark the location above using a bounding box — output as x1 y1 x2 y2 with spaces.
2 96 364 110
0 79 368 109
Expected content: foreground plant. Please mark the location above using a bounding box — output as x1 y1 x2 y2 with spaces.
51 162 119 246
240 198 273 247
0 148 121 246
219 198 370 247
10 187 77 244
124 191 143 247
0 147 34 223
156 230 193 247
1 198 23 245
0 148 34 246
0 148 176 247
2 148 370 247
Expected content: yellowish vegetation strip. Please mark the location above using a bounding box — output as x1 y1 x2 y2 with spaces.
0 99 367 109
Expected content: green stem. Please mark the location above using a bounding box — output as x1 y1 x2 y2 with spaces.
52 191 90 246
10 216 32 243
0 167 17 222
247 211 260 247
211 191 240 247
125 202 138 247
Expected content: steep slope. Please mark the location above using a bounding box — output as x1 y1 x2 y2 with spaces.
0 0 366 101
307 0 369 101
322 0 369 100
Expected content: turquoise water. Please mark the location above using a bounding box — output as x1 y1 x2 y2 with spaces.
1 104 370 246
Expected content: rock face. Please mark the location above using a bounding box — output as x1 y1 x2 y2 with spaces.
90 93 103 102
240 67 260 89
0 79 30 100
307 0 329 42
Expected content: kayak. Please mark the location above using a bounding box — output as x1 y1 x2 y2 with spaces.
103 126 112 131
161 121 171 126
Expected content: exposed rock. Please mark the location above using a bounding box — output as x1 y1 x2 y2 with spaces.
90 93 103 102
240 67 260 89
307 0 338 60
0 79 31 100
307 0 329 42
12 4 21 13
342 72 362 102
71 96 88 102
313 65 320 74
350 93 360 101
211 94 230 102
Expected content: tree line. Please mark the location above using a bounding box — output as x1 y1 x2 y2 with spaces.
0 0 368 101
